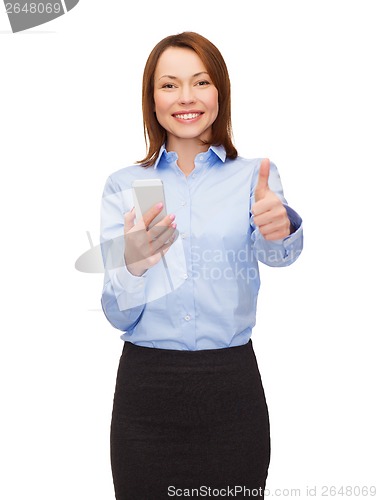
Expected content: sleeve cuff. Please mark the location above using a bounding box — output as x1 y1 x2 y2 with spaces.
251 205 303 266
284 204 302 232
109 259 147 310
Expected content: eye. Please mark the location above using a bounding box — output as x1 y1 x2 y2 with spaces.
196 80 211 86
162 83 176 89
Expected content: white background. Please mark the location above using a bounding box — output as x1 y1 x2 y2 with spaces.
1 1 377 498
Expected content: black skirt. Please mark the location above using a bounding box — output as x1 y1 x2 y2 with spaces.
110 339 270 499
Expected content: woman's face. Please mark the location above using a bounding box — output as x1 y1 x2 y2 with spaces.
153 47 219 146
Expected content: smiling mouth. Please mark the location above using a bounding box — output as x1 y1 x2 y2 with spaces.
172 112 203 120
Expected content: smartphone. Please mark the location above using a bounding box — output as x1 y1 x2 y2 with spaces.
131 178 175 289
132 179 167 230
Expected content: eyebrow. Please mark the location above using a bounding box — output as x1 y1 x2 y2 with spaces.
158 72 209 81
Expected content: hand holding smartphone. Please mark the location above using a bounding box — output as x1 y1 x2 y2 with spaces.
123 179 178 280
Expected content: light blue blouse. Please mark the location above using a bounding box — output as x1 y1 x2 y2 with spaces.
100 145 303 350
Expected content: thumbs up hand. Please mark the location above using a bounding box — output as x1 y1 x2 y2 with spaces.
251 158 291 241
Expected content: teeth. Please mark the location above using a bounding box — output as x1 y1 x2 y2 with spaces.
174 113 201 120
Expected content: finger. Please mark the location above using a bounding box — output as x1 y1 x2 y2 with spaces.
124 207 135 234
258 218 285 235
141 202 166 229
253 211 274 227
150 225 179 253
252 188 282 216
262 228 289 241
149 221 173 240
257 216 290 239
157 228 180 253
252 198 270 217
150 213 176 229
254 158 270 202
141 227 178 266
252 199 289 226
148 212 175 240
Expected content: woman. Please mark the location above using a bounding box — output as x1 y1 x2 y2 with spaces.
100 32 303 499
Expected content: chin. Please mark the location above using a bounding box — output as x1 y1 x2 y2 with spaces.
171 128 211 142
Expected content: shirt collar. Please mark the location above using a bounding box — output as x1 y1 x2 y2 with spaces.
153 143 226 169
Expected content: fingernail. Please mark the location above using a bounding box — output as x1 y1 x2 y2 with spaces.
169 214 175 221
171 222 177 229
156 202 163 209
131 206 135 212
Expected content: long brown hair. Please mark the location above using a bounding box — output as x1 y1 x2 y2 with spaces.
137 32 238 167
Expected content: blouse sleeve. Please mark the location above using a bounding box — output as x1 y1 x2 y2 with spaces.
100 174 147 332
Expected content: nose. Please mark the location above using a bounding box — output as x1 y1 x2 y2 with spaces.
178 84 196 105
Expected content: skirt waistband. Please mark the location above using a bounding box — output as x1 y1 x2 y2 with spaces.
121 339 254 369
123 338 252 354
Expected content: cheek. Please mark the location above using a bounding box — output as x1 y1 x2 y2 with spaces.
208 90 219 117
153 92 160 114
154 92 171 115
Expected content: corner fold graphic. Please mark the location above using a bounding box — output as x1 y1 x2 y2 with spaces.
64 0 79 11
5 0 80 33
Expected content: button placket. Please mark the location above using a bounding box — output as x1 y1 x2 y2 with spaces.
176 175 195 340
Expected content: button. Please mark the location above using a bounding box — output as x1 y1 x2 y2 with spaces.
199 155 204 161
183 274 188 279
192 173 196 178
181 201 187 206
184 315 191 321
181 233 188 239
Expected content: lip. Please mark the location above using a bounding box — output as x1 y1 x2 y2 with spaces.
172 110 204 123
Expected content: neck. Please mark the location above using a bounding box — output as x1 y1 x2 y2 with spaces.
166 136 210 176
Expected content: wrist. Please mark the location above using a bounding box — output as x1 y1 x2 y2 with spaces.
124 254 147 277
126 263 147 277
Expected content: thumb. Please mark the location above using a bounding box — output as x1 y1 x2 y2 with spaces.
124 207 135 234
254 158 270 202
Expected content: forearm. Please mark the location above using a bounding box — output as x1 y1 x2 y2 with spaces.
101 259 147 331
101 279 145 332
